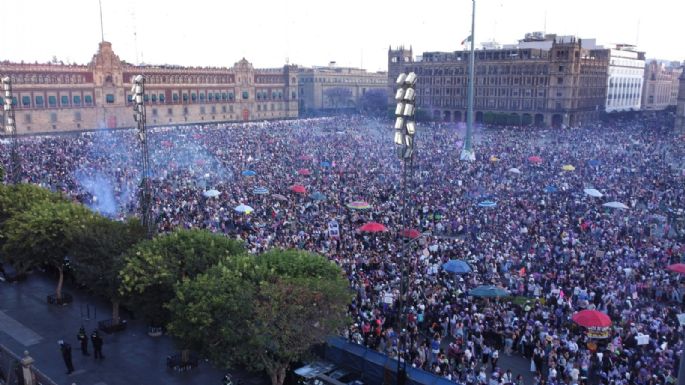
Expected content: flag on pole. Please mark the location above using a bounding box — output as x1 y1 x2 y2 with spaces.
461 35 472 45
559 290 565 299
518 267 526 277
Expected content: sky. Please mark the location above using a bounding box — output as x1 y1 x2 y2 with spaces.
2 0 684 72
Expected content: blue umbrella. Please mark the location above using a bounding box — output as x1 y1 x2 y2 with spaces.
252 186 269 195
320 161 331 168
544 185 558 193
478 200 497 208
468 285 510 298
442 260 472 274
241 170 257 177
309 191 327 201
202 189 220 198
588 159 600 167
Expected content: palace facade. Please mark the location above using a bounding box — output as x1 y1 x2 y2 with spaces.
388 34 610 127
0 42 298 134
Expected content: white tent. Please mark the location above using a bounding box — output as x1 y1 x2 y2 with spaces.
202 189 220 198
602 201 629 210
507 168 522 174
583 188 603 198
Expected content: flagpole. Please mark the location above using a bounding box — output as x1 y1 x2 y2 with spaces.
460 0 476 161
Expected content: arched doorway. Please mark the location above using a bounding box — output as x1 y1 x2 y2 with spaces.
433 110 441 120
475 111 484 123
551 114 563 128
443 110 451 122
242 108 250 121
454 111 462 122
534 113 545 126
522 113 532 126
510 113 520 126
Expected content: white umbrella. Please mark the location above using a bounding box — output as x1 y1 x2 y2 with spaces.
203 189 220 198
508 168 522 174
583 188 603 198
602 201 629 210
234 204 254 214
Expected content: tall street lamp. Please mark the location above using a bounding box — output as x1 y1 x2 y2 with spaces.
393 71 417 385
132 75 154 238
460 0 477 161
2 76 21 184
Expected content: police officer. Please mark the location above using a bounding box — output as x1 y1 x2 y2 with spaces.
91 330 104 360
77 327 89 356
58 340 75 374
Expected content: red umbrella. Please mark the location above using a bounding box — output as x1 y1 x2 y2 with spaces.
297 168 312 176
399 228 421 239
572 310 611 328
298 155 313 161
161 140 173 148
289 184 306 194
358 222 388 233
667 263 685 274
528 155 542 164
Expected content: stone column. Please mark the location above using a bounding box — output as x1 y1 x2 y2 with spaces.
20 350 35 385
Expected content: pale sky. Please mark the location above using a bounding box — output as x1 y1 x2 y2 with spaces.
2 0 684 72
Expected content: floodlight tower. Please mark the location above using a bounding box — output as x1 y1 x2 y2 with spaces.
2 76 20 184
132 75 154 238
393 71 417 385
460 0 477 161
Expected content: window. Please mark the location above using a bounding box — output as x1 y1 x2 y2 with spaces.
208 93 214 101
242 91 249 100
50 112 57 123
152 108 158 116
22 96 31 107
151 94 157 102
159 93 165 102
127 95 133 103
200 106 205 114
182 94 188 102
211 106 216 114
557 77 563 85
74 111 81 121
229 93 234 100
144 94 149 102
183 107 188 115
35 96 44 106
73 95 81 105
221 93 227 100
167 108 173 115
215 92 221 100
191 93 197 102
105 94 115 103
222 106 227 113
24 114 31 123
173 93 179 102
48 96 57 107
199 93 205 102
85 95 93 105
61 95 69 106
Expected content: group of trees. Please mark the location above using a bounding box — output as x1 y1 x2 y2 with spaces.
0 184 351 385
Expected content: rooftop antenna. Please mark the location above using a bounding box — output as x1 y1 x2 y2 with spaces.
99 0 105 42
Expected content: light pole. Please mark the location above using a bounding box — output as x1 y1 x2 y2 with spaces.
132 75 154 238
393 71 417 385
2 76 20 184
460 0 476 161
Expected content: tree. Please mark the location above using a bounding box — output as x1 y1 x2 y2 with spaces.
2 200 98 301
70 217 144 326
119 229 244 326
0 184 65 243
358 88 388 115
167 249 351 385
323 87 353 109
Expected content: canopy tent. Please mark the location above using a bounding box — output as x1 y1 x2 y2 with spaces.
562 165 576 171
252 186 269 195
241 170 257 177
583 188 603 198
507 168 522 174
468 285 509 298
478 200 497 208
602 201 629 210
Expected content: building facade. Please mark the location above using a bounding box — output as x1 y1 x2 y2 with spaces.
388 34 609 127
641 60 682 111
605 46 646 112
297 64 387 113
676 69 685 134
0 42 298 134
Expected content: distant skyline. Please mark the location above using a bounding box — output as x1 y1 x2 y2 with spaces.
2 0 684 72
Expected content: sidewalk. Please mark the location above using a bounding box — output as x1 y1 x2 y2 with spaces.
0 271 268 385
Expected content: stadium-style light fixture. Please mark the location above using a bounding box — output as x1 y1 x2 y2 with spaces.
131 74 154 239
2 76 20 183
393 72 418 160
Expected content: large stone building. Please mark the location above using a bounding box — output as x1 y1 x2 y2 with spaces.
388 34 610 127
676 69 685 134
605 45 646 112
296 63 387 113
641 60 682 111
0 42 298 134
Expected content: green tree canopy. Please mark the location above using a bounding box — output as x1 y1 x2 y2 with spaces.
2 200 98 300
70 217 144 325
167 249 351 385
0 184 65 247
119 229 244 325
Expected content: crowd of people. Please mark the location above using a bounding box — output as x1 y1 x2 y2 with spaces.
2 113 685 385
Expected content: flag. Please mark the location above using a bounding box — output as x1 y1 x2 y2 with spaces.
559 290 565 299
461 35 472 45
518 267 526 277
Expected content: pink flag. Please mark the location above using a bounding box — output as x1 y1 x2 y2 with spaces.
559 290 565 299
